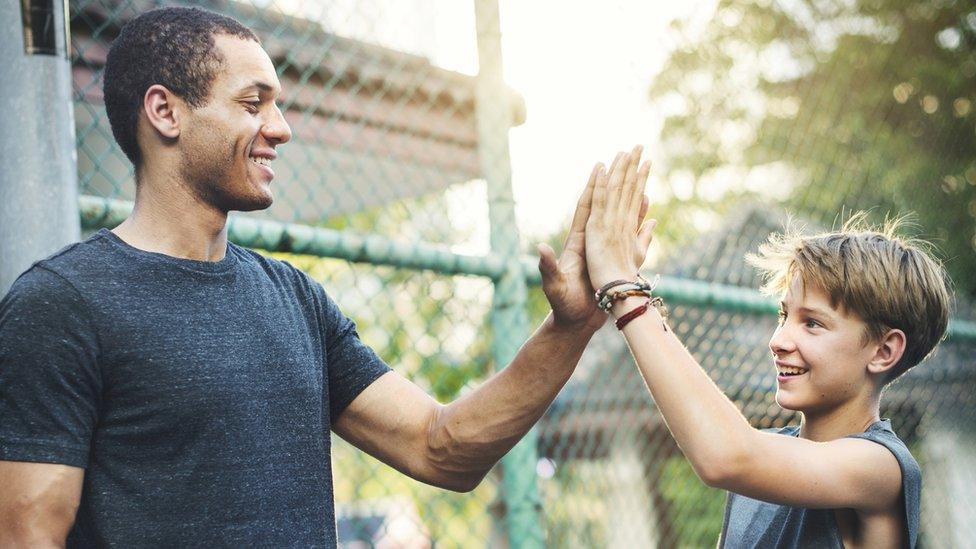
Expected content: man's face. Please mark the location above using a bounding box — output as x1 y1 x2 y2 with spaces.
768 276 879 415
177 34 291 212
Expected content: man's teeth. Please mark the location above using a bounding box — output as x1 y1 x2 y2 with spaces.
778 367 806 376
249 156 271 166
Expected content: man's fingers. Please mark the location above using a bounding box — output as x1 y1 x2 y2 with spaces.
568 163 601 239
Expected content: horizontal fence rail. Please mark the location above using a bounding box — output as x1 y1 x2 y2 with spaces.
80 195 976 342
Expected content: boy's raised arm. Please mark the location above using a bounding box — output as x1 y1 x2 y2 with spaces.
579 146 903 513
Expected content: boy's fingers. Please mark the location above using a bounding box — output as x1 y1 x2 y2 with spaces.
623 145 643 213
605 152 629 221
635 219 657 262
632 160 651 220
637 194 649 227
591 165 609 220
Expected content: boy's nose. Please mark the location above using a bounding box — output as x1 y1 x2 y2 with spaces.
768 326 796 356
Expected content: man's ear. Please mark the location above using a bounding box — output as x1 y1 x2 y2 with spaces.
867 328 907 377
143 84 182 139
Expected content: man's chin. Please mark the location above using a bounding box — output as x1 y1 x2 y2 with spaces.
233 193 274 212
227 183 274 212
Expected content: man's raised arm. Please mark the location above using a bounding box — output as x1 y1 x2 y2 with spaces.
334 165 650 491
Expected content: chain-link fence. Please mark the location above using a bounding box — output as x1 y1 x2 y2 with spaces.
68 0 976 547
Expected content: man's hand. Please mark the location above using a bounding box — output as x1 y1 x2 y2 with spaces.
584 145 655 290
539 159 651 331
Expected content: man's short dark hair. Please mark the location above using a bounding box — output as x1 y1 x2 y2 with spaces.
102 7 259 167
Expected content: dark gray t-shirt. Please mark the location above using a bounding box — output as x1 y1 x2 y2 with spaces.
0 229 391 547
719 419 921 549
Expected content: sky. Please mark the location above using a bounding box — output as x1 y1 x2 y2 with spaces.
430 0 714 237
267 0 719 241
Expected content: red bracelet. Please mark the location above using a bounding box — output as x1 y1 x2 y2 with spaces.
615 299 651 330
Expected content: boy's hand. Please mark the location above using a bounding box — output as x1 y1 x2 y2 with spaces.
584 145 655 290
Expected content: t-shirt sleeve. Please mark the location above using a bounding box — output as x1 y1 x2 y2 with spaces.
848 429 922 548
315 283 391 427
0 266 102 468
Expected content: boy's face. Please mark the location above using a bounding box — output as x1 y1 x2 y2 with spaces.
769 276 879 414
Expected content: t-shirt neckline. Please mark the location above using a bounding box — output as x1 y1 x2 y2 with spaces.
95 228 239 275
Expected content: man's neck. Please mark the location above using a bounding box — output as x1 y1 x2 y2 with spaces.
799 392 881 442
112 169 230 262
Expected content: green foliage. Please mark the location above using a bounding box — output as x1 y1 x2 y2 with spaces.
651 0 976 298
659 456 727 548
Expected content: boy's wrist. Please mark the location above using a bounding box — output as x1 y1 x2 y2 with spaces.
609 295 651 318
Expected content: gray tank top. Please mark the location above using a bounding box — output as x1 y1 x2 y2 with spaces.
718 419 921 548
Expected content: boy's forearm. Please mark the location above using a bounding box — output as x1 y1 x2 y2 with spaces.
426 313 597 480
612 296 756 484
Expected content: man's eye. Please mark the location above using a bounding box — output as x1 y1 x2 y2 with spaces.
243 101 260 113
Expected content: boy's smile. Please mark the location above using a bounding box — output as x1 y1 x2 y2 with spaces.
769 276 880 415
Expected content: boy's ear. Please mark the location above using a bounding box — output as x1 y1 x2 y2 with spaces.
867 328 907 376
143 84 183 140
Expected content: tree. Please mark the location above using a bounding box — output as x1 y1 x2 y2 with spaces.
651 0 976 298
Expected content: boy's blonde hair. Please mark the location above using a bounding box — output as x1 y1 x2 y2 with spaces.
747 213 952 383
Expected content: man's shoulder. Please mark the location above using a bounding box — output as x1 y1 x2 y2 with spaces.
7 231 116 296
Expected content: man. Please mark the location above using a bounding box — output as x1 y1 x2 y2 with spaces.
0 7 643 546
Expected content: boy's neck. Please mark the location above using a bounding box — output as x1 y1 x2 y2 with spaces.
798 396 881 442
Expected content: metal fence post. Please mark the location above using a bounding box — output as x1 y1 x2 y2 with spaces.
474 0 545 547
0 0 79 295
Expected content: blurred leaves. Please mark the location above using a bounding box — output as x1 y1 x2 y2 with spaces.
651 0 976 299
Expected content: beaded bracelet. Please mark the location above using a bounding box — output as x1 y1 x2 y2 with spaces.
595 274 660 312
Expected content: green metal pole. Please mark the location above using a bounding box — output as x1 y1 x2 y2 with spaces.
473 0 544 547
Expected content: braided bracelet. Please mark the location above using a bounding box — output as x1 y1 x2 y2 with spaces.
615 299 651 330
616 296 670 331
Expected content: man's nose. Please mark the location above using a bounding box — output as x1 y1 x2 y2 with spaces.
262 105 292 145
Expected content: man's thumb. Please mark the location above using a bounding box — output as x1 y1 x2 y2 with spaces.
538 243 560 280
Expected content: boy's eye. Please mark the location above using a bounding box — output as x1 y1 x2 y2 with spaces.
804 318 822 329
776 310 787 324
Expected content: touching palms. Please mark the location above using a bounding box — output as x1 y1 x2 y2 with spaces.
538 149 653 332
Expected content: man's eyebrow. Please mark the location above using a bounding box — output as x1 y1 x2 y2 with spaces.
238 80 279 94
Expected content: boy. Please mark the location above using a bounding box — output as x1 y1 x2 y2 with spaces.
578 146 950 548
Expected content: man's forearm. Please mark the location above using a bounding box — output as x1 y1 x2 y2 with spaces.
425 313 598 483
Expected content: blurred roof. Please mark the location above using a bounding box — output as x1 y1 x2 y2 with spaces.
71 0 525 224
